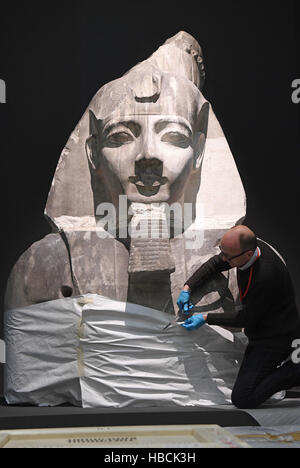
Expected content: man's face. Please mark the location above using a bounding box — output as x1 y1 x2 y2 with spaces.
219 240 253 268
98 115 196 204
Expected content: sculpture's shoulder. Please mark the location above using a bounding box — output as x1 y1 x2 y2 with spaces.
5 233 72 311
61 231 130 303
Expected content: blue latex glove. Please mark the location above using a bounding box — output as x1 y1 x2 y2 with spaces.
176 290 194 314
181 315 206 331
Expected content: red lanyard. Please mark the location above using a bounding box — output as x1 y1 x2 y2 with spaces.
239 267 253 302
238 247 261 302
238 250 260 302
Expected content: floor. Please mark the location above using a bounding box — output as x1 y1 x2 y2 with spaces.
2 395 300 448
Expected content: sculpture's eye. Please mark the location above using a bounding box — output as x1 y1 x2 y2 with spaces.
105 131 134 148
161 132 191 149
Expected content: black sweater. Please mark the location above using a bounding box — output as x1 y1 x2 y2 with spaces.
185 239 300 348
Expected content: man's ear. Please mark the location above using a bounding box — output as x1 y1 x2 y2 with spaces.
193 102 209 170
246 250 254 260
86 110 101 171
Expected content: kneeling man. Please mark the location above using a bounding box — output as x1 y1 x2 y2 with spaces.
178 225 300 409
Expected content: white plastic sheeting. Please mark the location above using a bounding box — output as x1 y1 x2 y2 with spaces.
4 295 246 408
4 297 82 407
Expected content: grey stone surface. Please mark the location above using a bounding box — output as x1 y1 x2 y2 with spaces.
5 234 72 311
5 31 246 316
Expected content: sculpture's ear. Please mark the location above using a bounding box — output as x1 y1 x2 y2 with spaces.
86 110 101 171
193 101 209 170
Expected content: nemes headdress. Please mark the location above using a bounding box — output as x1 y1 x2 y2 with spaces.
45 31 245 232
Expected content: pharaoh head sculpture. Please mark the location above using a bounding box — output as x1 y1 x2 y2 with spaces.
45 31 245 234
5 31 246 313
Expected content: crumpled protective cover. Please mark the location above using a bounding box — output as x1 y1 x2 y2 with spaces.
4 295 246 408
4 297 83 406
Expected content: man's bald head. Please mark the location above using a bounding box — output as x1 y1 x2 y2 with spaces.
222 226 257 251
220 225 257 266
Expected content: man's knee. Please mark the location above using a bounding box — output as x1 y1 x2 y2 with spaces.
231 388 259 409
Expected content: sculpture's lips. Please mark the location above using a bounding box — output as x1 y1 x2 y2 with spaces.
128 176 168 187
128 159 168 196
128 175 168 196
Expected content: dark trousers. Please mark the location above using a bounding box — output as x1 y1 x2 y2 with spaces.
231 343 300 409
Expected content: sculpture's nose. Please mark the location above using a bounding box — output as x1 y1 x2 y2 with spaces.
135 134 158 162
134 133 165 186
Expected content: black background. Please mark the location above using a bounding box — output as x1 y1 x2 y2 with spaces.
0 0 299 392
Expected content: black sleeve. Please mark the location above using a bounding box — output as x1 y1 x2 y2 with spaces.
206 279 274 330
185 254 231 291
206 308 246 328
